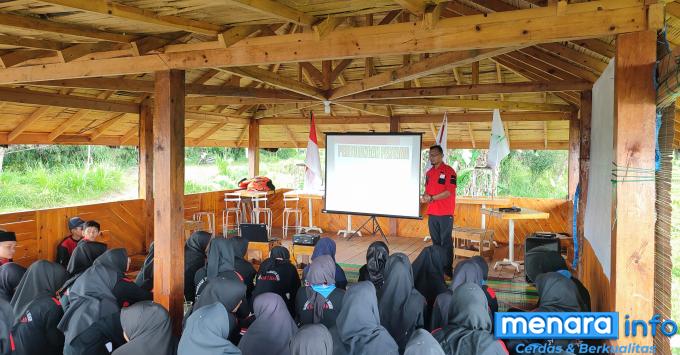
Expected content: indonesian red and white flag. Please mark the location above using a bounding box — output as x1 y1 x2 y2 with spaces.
304 112 323 191
426 112 448 171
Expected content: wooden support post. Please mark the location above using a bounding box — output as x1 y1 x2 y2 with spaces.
389 116 400 237
612 31 656 346
138 99 154 251
152 70 185 334
567 112 580 200
322 60 332 91
576 90 591 279
248 118 260 177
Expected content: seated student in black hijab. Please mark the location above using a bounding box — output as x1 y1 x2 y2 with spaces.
58 264 125 355
178 303 240 355
302 238 348 289
378 253 427 353
0 299 14 355
239 293 298 355
507 272 584 355
0 262 26 302
253 246 300 317
433 282 508 355
357 241 389 290
59 240 108 299
432 256 498 330
290 324 334 355
295 255 345 328
404 329 445 355
112 301 175 355
184 231 211 303
10 260 68 355
529 251 591 312
134 243 154 292
412 245 448 328
192 275 247 343
227 237 256 302
93 248 152 308
330 281 399 355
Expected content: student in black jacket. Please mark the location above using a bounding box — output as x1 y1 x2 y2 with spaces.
55 217 85 268
92 249 152 308
253 246 300 318
10 260 69 355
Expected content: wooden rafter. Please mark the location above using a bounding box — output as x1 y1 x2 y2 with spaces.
39 0 223 35
225 0 315 25
0 50 54 68
8 106 51 142
218 25 264 47
467 123 476 148
0 1 657 84
313 16 344 40
58 42 131 63
283 125 298 148
48 110 90 142
0 87 138 113
330 47 519 100
221 67 326 100
0 12 136 43
394 0 428 15
185 97 315 106
0 34 66 51
194 123 227 145
361 98 573 112
89 113 128 140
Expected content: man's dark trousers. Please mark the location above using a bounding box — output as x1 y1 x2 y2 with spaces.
428 214 453 276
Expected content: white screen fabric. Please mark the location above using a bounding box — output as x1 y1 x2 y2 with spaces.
324 134 422 218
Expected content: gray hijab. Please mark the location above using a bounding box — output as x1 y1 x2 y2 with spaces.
0 299 12 355
378 253 426 352
535 272 582 312
290 324 333 355
57 263 119 344
113 301 173 355
178 302 240 355
239 293 298 355
0 263 26 302
432 257 487 329
304 255 336 323
404 329 445 355
451 258 485 290
432 283 506 355
10 260 68 325
334 281 399 355
206 238 236 278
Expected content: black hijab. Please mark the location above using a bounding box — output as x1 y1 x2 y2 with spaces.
304 254 336 323
378 253 426 352
93 248 128 276
451 258 485 290
113 301 173 355
404 329 445 355
259 246 291 273
365 241 389 290
432 258 487 330
66 241 108 276
57 263 120 344
205 238 236 278
535 272 582 312
178 302 240 355
334 281 399 355
0 262 26 302
412 245 448 304
184 231 211 301
239 293 298 355
433 283 506 355
0 299 12 355
193 276 246 314
290 324 333 355
10 260 68 325
229 237 249 261
470 256 489 281
135 243 154 291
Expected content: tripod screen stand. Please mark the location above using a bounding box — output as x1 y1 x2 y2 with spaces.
348 215 389 244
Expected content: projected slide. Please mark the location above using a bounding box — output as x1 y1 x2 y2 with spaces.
324 133 422 218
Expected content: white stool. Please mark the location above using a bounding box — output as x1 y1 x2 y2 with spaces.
192 212 215 237
223 192 242 236
251 192 272 237
282 194 302 238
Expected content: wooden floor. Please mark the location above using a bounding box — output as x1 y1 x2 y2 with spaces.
274 229 527 281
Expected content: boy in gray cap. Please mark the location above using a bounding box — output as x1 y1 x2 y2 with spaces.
56 217 85 267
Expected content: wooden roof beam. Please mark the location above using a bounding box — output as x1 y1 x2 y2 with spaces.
185 97 315 106
0 34 66 51
313 16 344 40
0 1 659 84
7 106 51 142
361 98 574 112
39 0 223 35
330 47 519 99
0 87 139 113
394 0 429 16
89 113 129 140
48 110 90 142
58 42 131 63
225 0 315 26
0 50 55 68
0 12 136 43
193 123 227 146
220 67 326 100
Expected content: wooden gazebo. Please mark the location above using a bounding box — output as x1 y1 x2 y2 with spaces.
0 0 674 351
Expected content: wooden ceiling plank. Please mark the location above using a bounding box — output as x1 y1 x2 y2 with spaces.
194 122 227 145
119 126 138 145
299 62 324 87
185 97 315 106
0 12 135 43
467 122 476 148
394 0 428 15
39 0 223 35
313 16 344 40
0 1 658 84
8 106 51 142
361 98 574 112
48 110 90 142
0 87 139 113
89 113 128 140
218 25 263 47
58 42 131 62
520 47 600 82
0 50 55 68
283 125 298 148
225 0 315 26
220 66 326 100
538 43 607 73
571 39 615 58
0 34 66 51
330 47 520 100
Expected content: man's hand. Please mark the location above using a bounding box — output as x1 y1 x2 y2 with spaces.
420 194 432 203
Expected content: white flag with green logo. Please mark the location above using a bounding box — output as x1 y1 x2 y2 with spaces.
488 109 509 169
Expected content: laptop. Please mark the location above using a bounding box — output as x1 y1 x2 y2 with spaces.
241 223 272 243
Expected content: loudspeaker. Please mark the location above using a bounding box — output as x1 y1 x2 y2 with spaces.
524 232 562 283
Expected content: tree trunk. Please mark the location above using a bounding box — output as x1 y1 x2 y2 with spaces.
0 147 5 173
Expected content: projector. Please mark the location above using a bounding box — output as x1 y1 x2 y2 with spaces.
293 234 320 246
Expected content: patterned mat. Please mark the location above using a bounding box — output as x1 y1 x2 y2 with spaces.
338 263 538 312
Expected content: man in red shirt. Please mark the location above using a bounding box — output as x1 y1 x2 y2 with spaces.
0 230 17 265
55 217 85 268
421 145 457 277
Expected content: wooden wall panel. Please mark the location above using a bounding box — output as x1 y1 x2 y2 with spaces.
580 238 612 313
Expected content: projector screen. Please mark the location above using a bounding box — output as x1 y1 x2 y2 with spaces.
324 133 422 219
